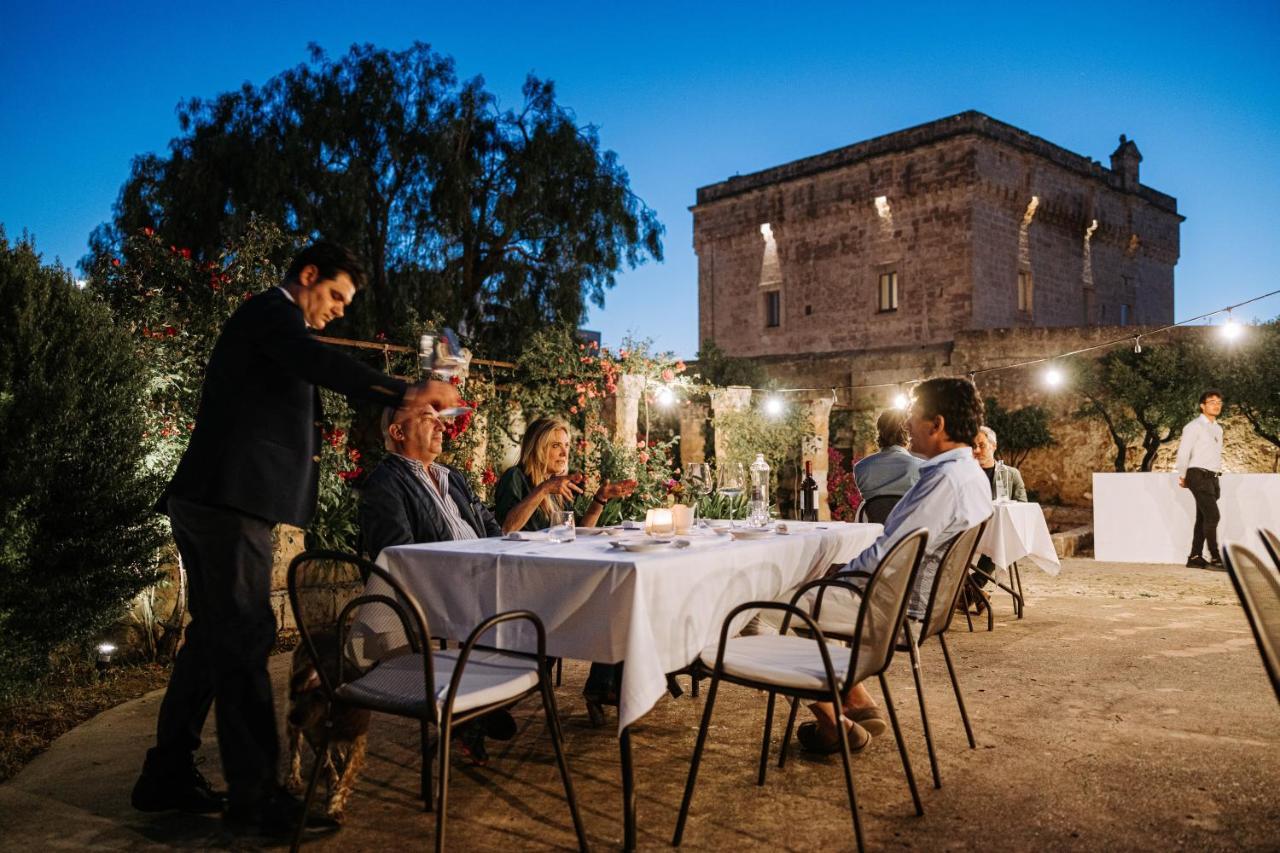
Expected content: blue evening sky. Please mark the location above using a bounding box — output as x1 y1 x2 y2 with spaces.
2 1 1278 358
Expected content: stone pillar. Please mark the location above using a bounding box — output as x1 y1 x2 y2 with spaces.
801 395 835 521
603 374 645 449
710 386 752 461
678 401 710 467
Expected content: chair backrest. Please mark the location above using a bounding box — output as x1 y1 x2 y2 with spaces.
1261 528 1280 571
847 528 929 687
1222 543 1280 706
857 494 902 525
287 550 436 704
917 517 990 642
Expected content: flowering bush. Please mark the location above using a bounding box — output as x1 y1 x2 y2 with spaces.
827 447 863 522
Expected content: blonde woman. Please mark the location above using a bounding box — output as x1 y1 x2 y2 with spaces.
494 417 635 534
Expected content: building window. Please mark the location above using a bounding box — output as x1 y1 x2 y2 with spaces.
1017 270 1034 314
1120 304 1131 326
878 271 898 312
765 290 781 327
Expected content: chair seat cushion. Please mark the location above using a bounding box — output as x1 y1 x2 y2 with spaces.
701 634 853 693
335 649 540 717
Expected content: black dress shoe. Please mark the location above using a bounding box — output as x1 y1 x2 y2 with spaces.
1206 556 1225 570
224 788 339 839
1186 555 1208 568
131 761 225 814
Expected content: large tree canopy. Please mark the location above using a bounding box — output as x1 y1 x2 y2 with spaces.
90 42 663 354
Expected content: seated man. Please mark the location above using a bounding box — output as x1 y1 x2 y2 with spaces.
853 408 922 520
357 380 508 762
799 377 992 754
359 380 501 562
967 426 1027 605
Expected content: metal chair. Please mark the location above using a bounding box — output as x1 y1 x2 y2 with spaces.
1260 528 1280 571
287 550 588 853
1222 543 1280 706
855 493 902 524
672 529 929 852
783 519 990 789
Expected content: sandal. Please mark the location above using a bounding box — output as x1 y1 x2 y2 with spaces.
797 719 870 755
847 705 889 737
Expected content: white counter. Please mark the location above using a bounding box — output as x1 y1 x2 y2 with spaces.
1093 472 1280 563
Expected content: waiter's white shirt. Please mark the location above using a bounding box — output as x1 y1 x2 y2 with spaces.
1174 414 1223 478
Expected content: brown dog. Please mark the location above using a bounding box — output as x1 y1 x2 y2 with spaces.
284 633 371 824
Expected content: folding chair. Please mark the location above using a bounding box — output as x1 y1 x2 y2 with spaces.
856 494 902 524
287 551 588 853
672 529 929 852
1260 528 1280 571
1222 543 1280 706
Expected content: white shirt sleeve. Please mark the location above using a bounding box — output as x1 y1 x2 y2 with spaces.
1174 420 1197 479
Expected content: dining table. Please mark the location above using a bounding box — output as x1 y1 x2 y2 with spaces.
360 519 883 849
972 500 1060 617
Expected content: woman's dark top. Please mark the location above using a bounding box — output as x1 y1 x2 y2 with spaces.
494 465 552 532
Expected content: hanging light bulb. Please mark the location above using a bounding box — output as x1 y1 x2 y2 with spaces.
656 386 675 407
1133 336 1142 354
892 385 910 410
1220 311 1243 341
764 396 785 417
1043 365 1064 389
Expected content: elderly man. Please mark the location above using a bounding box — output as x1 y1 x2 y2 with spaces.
973 426 1027 502
798 377 991 754
358 380 500 561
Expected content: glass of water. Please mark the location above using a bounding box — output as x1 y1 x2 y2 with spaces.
549 510 576 543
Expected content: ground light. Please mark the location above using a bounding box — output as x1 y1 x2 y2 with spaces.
96 642 116 676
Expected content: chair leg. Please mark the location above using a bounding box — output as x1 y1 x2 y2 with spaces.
1013 562 1025 618
907 635 942 789
672 674 722 846
539 676 589 851
690 671 700 698
833 707 866 853
757 691 777 786
939 633 976 748
984 587 995 631
962 582 975 632
435 710 454 853
555 656 563 687
419 720 434 812
290 729 331 853
879 674 924 816
778 695 800 768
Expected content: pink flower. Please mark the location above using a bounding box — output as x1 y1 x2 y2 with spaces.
638 451 650 463
570 405 578 414
619 350 629 359
661 369 675 382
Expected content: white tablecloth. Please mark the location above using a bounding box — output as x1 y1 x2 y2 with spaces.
362 521 882 732
976 501 1059 576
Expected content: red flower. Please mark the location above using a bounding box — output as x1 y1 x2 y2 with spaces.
143 227 154 237
375 330 387 341
348 448 361 462
482 467 497 486
165 326 177 337
449 375 462 386
111 258 120 267
180 248 192 259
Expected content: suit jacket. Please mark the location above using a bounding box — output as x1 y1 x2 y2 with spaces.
358 455 502 560
163 288 407 526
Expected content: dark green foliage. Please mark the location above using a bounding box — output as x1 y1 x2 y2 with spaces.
89 42 663 357
1213 319 1280 450
983 398 1055 468
693 340 765 388
0 233 165 695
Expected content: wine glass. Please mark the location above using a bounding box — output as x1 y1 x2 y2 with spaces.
717 461 745 520
685 463 712 499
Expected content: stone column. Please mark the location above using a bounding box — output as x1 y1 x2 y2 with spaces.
603 373 645 450
710 386 752 461
678 401 710 467
801 395 835 521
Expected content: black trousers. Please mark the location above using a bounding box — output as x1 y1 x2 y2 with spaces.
1186 467 1222 560
149 495 279 804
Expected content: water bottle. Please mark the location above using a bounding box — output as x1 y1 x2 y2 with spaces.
749 453 771 527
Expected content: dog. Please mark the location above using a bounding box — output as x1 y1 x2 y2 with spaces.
284 632 371 824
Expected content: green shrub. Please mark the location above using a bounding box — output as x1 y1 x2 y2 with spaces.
0 233 166 696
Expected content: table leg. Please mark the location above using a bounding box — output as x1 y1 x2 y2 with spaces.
971 566 1024 617
620 726 636 851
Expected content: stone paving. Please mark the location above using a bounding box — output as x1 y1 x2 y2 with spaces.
1 557 1277 851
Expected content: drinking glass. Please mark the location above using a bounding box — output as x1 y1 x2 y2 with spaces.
718 461 746 519
686 463 712 498
548 510 576 543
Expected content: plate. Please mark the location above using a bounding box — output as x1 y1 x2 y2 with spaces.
728 528 775 541
608 538 690 552
575 527 616 536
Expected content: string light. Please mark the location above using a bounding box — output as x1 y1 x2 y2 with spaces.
1220 310 1243 342
1043 365 1064 389
656 386 675 407
892 385 910 410
764 396 786 417
1133 336 1142 354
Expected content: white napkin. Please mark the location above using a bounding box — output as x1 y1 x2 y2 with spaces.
504 530 550 541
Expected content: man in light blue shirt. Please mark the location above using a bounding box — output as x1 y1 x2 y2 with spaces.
799 377 992 754
853 409 923 511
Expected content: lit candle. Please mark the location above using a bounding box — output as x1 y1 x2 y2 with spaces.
671 503 694 534
645 507 674 536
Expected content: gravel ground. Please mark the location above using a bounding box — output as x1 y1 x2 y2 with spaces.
1 557 1277 851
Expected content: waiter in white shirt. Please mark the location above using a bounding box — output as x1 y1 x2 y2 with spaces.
1174 389 1224 569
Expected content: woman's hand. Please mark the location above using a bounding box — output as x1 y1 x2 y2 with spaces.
540 474 585 502
596 479 638 502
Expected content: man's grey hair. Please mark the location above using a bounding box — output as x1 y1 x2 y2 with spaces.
979 425 998 446
381 406 399 451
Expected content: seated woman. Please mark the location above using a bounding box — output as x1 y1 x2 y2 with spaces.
493 417 636 725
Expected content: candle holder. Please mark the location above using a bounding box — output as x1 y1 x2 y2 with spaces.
644 507 674 536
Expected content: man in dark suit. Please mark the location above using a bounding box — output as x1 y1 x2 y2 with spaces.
131 241 430 837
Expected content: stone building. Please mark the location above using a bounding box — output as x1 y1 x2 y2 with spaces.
694 110 1182 358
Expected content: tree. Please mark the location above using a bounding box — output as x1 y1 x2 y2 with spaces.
1074 340 1205 471
0 232 166 693
983 398 1055 468
89 42 663 355
1216 318 1280 450
694 339 765 388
